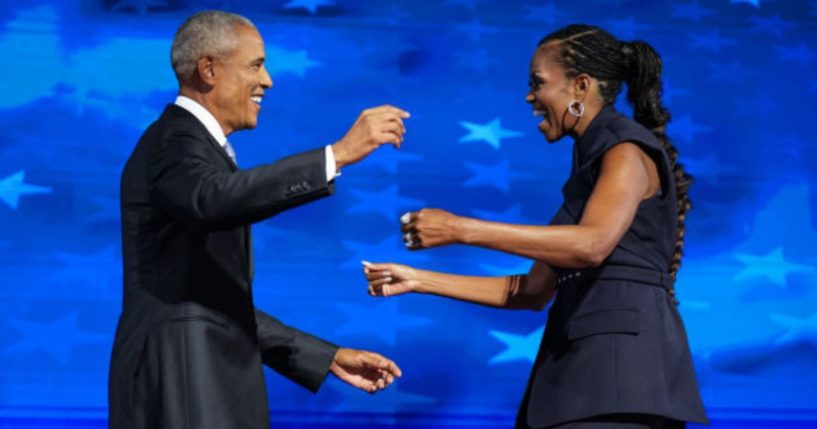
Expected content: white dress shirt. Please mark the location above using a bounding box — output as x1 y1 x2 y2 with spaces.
174 95 338 181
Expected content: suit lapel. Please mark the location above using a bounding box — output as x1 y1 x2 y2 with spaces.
165 105 250 283
164 104 238 172
204 135 239 172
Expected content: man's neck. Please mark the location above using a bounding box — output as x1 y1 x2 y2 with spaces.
174 93 229 145
177 87 232 136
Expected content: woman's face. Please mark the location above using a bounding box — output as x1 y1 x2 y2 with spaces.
526 44 579 143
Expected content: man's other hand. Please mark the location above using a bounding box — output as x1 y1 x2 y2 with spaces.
329 348 402 393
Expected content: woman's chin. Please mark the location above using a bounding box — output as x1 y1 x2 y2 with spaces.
538 124 560 143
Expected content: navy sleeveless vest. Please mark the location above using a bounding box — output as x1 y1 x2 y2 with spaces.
517 106 708 428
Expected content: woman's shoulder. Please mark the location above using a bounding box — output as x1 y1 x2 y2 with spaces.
603 113 662 150
578 108 665 167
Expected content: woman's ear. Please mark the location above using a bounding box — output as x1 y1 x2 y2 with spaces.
574 73 592 99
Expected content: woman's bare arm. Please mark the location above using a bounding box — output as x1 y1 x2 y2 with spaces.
404 143 659 268
364 261 556 311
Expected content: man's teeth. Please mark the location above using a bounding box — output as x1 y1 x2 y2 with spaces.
251 96 262 104
533 110 547 118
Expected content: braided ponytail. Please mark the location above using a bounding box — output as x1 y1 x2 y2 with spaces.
622 40 693 302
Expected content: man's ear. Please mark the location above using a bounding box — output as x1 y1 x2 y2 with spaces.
196 56 217 85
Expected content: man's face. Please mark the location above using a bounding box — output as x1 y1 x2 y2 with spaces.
210 24 272 136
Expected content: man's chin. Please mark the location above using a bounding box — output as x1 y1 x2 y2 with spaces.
237 120 259 131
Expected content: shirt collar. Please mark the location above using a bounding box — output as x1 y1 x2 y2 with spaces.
574 104 618 166
174 95 228 147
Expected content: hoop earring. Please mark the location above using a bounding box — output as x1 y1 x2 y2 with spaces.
568 100 585 118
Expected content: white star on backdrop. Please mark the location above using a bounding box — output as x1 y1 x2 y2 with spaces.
730 0 762 8
282 0 335 14
471 204 536 224
734 247 815 287
267 46 322 77
347 185 426 221
341 236 431 270
362 150 424 175
0 171 52 209
458 118 522 150
489 326 543 364
769 312 817 347
463 160 534 193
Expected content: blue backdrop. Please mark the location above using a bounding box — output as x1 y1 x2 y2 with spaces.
1 0 816 428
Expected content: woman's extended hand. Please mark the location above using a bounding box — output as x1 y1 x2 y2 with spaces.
400 208 464 249
362 261 420 297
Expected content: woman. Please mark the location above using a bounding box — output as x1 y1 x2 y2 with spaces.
363 25 708 429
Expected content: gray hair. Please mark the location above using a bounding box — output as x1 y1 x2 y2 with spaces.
170 10 255 82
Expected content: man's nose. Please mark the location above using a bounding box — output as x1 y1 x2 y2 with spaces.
261 66 273 89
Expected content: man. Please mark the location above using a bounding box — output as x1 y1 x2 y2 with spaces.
109 10 408 428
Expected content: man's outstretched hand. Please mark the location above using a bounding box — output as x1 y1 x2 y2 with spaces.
331 105 410 170
329 348 402 393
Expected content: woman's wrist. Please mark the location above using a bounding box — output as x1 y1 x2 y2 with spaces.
411 268 429 294
455 216 480 246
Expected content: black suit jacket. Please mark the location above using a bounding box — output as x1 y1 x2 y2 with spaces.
109 104 338 428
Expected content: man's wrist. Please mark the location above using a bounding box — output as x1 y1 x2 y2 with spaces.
330 142 348 171
325 145 341 180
